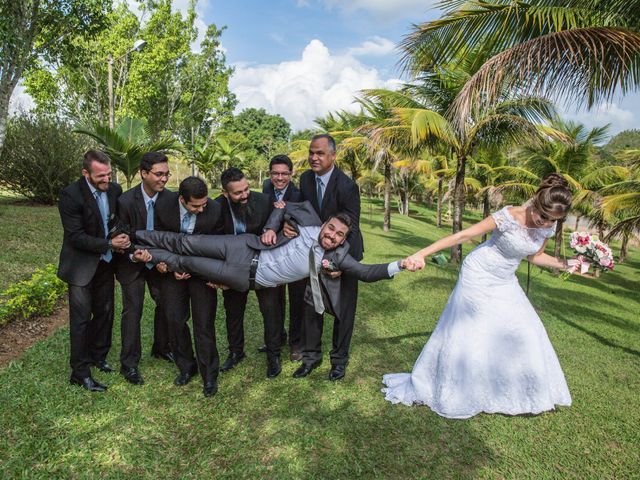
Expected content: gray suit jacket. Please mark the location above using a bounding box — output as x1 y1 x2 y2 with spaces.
257 201 392 317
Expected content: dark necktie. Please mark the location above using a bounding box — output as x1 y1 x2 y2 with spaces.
316 177 323 208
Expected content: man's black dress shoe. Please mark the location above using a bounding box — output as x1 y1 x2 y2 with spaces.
267 356 282 378
120 367 144 385
292 361 321 378
93 360 114 373
174 369 197 386
70 375 107 392
220 352 246 372
329 364 347 381
203 381 218 397
152 351 175 363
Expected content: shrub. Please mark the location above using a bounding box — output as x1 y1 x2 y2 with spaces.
0 113 89 204
0 264 67 327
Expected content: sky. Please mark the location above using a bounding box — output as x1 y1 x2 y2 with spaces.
10 0 640 139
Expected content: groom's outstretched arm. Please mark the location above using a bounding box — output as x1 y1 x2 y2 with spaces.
337 255 411 282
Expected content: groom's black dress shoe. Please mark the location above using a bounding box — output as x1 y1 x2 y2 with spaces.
70 375 107 392
220 352 246 372
120 367 144 385
152 351 175 363
329 364 346 381
203 381 218 397
174 368 198 386
292 361 321 378
92 360 114 373
266 356 282 378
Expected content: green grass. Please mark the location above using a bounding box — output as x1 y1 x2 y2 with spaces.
0 198 639 479
0 195 63 291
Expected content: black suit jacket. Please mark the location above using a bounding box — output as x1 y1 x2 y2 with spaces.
115 185 172 285
262 179 302 203
213 191 272 235
57 177 122 286
299 167 363 260
154 190 222 235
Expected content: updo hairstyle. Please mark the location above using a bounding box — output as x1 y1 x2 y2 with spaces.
531 173 572 219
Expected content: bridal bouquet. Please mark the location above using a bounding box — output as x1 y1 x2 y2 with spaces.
566 231 615 275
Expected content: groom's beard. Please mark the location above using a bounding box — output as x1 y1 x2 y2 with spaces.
230 196 253 225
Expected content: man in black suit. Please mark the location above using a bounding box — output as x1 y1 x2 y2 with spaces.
115 151 174 386
151 176 222 397
57 150 130 392
260 154 305 361
294 134 363 381
134 201 409 380
213 167 274 373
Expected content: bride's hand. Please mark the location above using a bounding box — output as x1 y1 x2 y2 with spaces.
404 255 425 271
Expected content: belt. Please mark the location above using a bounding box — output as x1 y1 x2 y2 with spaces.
248 251 260 290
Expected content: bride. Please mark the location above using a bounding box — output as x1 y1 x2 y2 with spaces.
382 173 578 419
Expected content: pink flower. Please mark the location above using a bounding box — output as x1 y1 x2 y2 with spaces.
322 259 330 268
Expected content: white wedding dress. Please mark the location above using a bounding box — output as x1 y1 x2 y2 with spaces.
382 206 572 419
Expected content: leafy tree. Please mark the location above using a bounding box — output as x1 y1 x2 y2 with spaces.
0 0 110 154
0 113 89 204
23 1 236 141
222 108 291 165
401 0 640 129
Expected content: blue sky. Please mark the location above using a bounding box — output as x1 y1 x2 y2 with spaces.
10 0 639 139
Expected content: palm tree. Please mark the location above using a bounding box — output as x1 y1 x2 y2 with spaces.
599 149 640 261
75 117 181 188
401 0 640 130
190 136 245 188
361 59 555 262
518 118 609 259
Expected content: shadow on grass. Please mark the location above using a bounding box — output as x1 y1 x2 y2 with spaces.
529 281 640 359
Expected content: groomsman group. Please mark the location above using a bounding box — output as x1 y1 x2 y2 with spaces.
57 134 366 397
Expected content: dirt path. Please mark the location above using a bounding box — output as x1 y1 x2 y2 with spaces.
0 299 68 368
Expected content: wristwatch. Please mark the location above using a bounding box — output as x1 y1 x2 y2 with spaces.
108 239 113 249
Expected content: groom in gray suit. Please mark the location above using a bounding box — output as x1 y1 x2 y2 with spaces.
133 201 410 379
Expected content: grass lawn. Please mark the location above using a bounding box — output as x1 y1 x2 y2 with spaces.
0 195 63 291
0 197 638 479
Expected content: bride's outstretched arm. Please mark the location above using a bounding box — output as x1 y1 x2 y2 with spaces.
527 240 573 271
405 216 497 270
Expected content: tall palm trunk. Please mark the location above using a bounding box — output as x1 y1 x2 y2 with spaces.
481 190 491 242
451 153 466 263
619 231 629 264
574 215 581 231
436 176 443 228
402 171 410 215
383 158 391 231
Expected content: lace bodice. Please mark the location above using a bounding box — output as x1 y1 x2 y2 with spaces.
463 206 556 278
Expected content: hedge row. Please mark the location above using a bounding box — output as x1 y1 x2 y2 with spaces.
0 264 67 327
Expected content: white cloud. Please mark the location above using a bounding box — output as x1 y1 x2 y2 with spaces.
561 95 639 137
347 36 395 57
229 39 402 131
321 0 435 20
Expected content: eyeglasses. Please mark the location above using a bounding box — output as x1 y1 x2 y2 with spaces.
270 171 291 177
148 171 172 179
